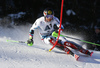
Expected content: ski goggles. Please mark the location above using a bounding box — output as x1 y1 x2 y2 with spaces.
46 15 53 19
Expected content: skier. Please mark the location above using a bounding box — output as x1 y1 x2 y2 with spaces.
27 8 93 60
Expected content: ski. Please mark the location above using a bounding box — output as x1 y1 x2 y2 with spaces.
74 54 80 61
46 49 80 61
90 52 93 56
73 52 93 61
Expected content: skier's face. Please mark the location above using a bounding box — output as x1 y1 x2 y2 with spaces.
45 15 53 22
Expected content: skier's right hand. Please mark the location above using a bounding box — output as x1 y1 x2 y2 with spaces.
27 38 34 46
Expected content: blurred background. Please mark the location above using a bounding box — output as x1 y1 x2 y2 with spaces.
0 0 100 50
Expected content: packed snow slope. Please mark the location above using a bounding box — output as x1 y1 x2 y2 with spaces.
0 24 100 68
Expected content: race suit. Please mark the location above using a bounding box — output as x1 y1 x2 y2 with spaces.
29 16 91 56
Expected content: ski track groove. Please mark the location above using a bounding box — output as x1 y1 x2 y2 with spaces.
0 45 15 68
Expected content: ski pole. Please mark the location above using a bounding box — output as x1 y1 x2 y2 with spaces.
6 39 27 44
52 31 100 46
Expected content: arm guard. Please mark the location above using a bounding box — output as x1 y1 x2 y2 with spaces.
29 30 34 39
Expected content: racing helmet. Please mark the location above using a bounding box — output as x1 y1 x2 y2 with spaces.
43 8 54 18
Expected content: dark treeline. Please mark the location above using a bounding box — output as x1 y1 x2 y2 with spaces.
0 0 100 27
0 0 100 33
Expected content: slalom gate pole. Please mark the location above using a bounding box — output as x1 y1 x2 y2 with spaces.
49 0 64 51
7 39 27 44
52 31 100 46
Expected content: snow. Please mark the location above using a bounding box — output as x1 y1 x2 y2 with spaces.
66 9 76 16
0 24 100 68
8 12 26 25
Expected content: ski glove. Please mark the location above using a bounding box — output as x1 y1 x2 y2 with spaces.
27 39 34 46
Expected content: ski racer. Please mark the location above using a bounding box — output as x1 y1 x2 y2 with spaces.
27 8 93 60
